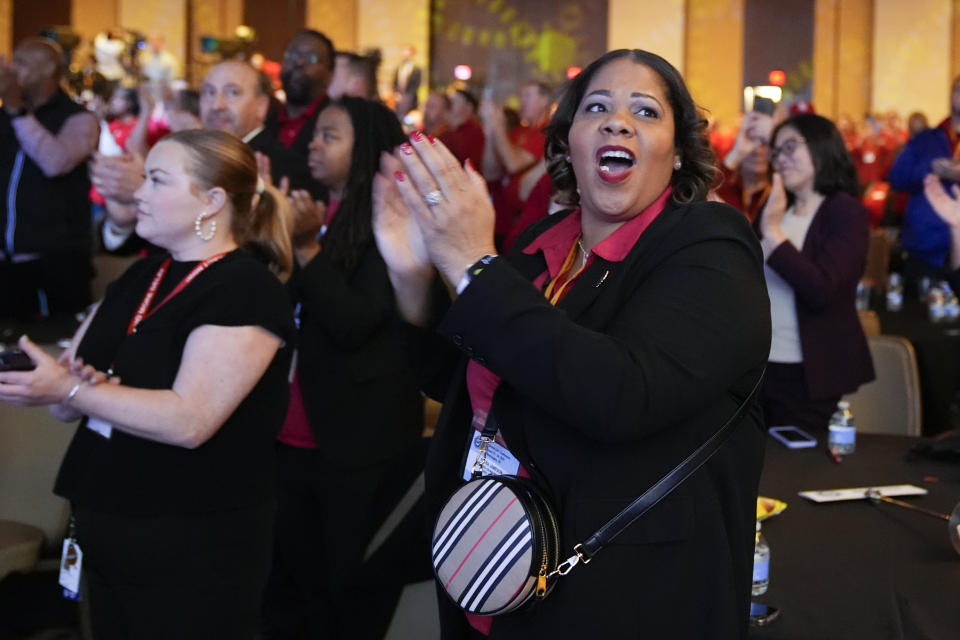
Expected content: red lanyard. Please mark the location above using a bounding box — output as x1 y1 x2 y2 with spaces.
127 253 227 335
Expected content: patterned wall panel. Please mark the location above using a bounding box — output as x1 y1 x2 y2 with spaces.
685 0 744 130
429 0 607 100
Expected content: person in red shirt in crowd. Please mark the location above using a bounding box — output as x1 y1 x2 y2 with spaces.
708 114 736 162
855 112 908 227
437 88 485 172
265 29 334 160
715 110 774 223
480 82 553 246
837 114 861 153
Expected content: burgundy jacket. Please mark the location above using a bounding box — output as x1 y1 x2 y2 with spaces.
760 191 875 398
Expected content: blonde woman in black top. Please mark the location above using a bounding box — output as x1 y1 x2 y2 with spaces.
0 130 295 639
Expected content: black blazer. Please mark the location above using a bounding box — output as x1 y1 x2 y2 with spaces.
760 191 875 398
412 200 771 639
288 241 424 468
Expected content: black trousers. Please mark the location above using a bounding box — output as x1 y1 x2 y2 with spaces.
261 444 406 640
73 502 274 640
761 362 840 432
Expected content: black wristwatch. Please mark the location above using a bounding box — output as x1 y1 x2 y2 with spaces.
456 254 498 295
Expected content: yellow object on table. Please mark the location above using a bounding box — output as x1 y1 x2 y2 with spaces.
757 496 787 521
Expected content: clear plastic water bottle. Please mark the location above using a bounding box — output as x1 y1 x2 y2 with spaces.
942 282 960 320
928 285 946 322
752 521 770 596
828 401 856 455
885 273 903 311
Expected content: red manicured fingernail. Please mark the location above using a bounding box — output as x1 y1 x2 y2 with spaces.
394 171 405 182
427 135 436 144
411 130 423 142
465 158 475 171
400 143 413 155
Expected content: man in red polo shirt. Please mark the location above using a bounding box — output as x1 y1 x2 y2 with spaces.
266 29 334 160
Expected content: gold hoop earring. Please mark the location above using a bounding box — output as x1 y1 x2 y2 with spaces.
195 212 216 241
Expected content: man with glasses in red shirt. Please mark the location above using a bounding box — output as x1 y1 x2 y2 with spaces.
267 30 335 160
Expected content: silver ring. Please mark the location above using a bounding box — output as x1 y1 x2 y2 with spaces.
424 190 444 207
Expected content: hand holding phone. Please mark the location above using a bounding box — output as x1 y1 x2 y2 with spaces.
752 96 775 116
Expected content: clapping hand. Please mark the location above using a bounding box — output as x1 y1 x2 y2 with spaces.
726 111 773 169
90 151 145 202
759 173 788 247
930 158 960 183
478 98 506 133
385 132 497 286
0 54 23 112
924 173 960 229
372 152 433 280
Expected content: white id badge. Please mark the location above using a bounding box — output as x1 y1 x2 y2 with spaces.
59 538 82 600
86 417 113 439
462 433 521 481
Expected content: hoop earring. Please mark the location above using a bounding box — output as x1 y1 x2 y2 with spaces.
195 212 216 241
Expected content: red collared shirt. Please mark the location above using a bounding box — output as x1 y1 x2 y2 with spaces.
277 95 325 149
523 185 672 291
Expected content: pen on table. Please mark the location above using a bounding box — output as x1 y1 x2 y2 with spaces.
827 449 842 464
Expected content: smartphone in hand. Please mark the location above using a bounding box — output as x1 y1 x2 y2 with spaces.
0 348 36 371
753 96 775 116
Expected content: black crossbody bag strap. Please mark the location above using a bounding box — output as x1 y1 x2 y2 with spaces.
551 369 766 577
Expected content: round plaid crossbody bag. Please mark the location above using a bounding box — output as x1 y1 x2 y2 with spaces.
431 372 764 617
431 472 559 615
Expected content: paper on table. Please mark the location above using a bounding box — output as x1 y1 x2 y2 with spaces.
798 484 928 503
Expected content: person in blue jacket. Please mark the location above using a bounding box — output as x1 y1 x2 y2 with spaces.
888 75 960 285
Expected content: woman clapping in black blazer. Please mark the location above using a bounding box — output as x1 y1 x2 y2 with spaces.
373 50 770 639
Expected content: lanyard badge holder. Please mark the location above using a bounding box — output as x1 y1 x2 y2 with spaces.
59 514 82 601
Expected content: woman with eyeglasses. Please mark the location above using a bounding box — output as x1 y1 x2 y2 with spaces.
756 113 874 432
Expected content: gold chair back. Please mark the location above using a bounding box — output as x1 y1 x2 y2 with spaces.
843 335 922 436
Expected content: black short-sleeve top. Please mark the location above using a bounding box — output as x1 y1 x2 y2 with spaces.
54 248 296 515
